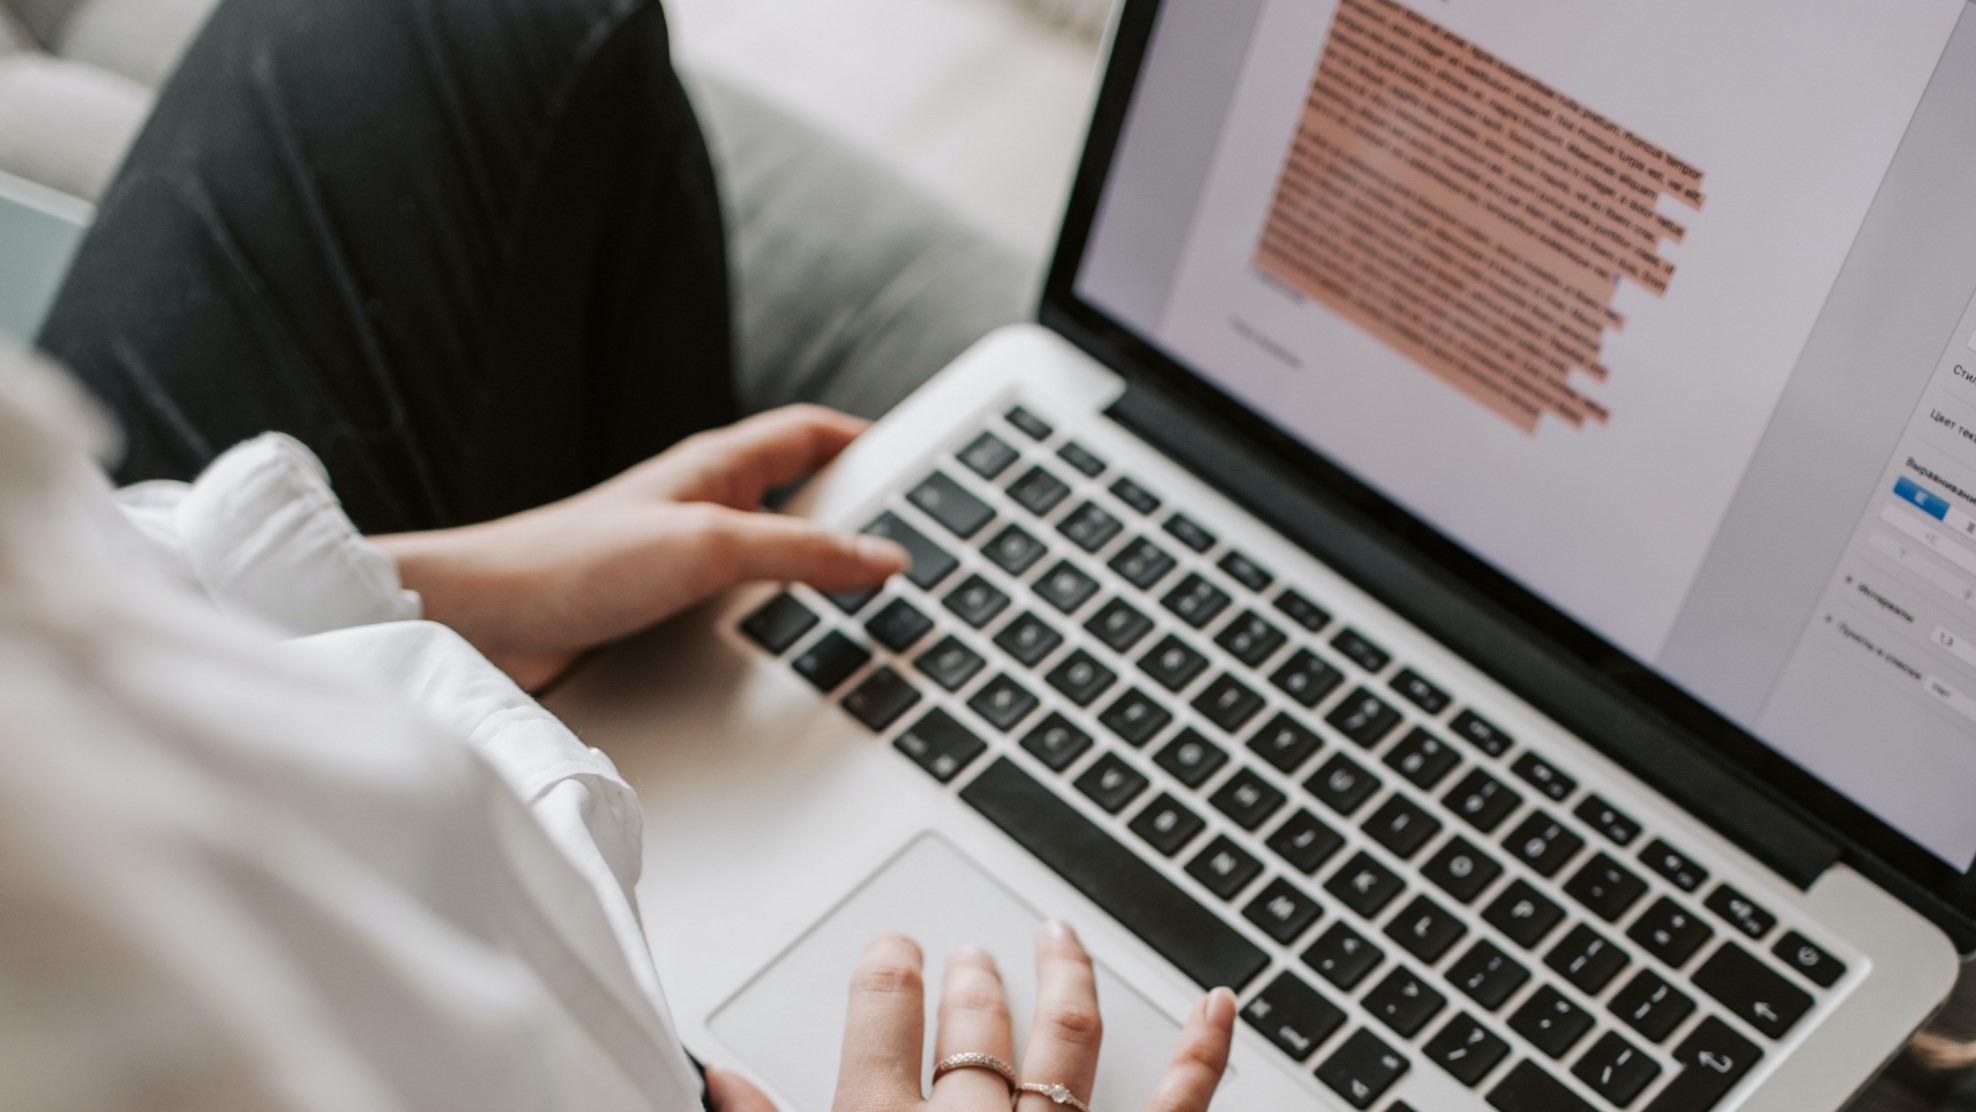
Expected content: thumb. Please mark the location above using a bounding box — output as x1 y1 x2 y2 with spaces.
709 509 910 593
706 1068 780 1112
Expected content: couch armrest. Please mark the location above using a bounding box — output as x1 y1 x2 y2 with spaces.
0 169 89 343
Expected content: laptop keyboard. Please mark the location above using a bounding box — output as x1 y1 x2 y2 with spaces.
737 405 1847 1112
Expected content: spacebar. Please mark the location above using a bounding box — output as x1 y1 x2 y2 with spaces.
960 757 1269 991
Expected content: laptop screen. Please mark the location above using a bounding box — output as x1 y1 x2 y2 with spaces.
1070 0 1976 873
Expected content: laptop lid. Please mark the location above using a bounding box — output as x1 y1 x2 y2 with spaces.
1041 0 1976 935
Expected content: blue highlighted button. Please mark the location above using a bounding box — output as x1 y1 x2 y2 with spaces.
1896 476 1951 520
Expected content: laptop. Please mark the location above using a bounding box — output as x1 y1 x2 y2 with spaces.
546 1 1976 1108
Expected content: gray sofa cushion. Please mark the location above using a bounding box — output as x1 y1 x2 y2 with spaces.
54 0 216 88
0 52 146 200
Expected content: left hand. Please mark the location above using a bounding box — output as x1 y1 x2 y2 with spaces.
376 405 908 690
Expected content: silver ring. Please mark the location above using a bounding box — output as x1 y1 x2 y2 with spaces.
1014 1081 1092 1111
933 1052 1017 1095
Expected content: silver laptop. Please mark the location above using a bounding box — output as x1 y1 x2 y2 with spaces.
548 1 1976 1108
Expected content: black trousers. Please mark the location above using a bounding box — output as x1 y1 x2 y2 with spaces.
39 0 734 536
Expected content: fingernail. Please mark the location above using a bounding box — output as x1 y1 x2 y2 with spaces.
857 536 909 570
1044 919 1077 942
953 944 992 963
1206 987 1237 1028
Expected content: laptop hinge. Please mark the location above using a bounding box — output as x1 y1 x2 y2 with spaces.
1104 378 1842 890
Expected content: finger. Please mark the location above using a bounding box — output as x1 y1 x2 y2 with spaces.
657 406 870 508
701 508 909 593
1017 921 1103 1111
1142 989 1236 1112
705 1068 781 1112
931 946 1017 1107
833 934 927 1112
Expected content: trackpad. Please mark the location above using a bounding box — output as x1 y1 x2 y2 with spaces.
709 833 1188 1110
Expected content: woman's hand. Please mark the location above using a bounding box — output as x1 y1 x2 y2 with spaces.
375 405 908 690
832 923 1237 1112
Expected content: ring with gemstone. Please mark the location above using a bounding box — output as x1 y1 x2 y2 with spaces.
932 1052 1017 1096
1014 1081 1092 1111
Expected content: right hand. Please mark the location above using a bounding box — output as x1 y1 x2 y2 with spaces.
831 922 1237 1112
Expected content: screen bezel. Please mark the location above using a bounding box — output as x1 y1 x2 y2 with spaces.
1042 0 1976 929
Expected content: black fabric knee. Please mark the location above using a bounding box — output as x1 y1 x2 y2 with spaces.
39 0 735 534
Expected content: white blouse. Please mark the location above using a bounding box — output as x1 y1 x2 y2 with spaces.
0 349 704 1112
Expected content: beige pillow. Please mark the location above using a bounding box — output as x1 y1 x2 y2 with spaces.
0 53 148 201
54 0 218 89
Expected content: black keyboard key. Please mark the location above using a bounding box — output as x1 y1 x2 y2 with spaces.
1424 836 1504 904
1327 851 1406 919
843 667 921 731
962 759 1269 989
1386 728 1463 789
1564 854 1647 922
1487 1060 1594 1112
1242 971 1346 1063
1510 986 1593 1059
1318 1029 1410 1109
794 632 871 692
1005 405 1053 440
1305 922 1384 991
1546 925 1629 995
1391 669 1451 715
1021 713 1094 772
1308 752 1382 816
1164 513 1216 553
1187 835 1266 901
1075 752 1150 814
1510 753 1576 803
1164 573 1232 629
1365 794 1443 860
1484 881 1566 949
983 523 1048 576
741 592 819 654
829 584 884 616
1139 634 1209 691
1059 500 1124 552
1503 812 1585 878
1328 688 1402 748
1448 940 1530 1011
1573 1032 1660 1107
968 674 1039 732
1046 649 1116 706
1610 969 1695 1043
909 471 995 538
1575 795 1641 847
1194 674 1266 733
1248 713 1324 775
866 597 935 653
1386 894 1468 963
1774 931 1846 988
1098 688 1173 748
1446 768 1523 833
1427 1014 1511 1087
1366 966 1447 1037
1219 550 1275 592
866 511 959 590
1644 1017 1759 1112
1640 839 1707 894
1275 588 1332 632
1272 648 1345 708
993 611 1063 667
1452 710 1514 758
1216 610 1288 667
1211 767 1289 831
1130 793 1207 857
1268 809 1346 875
957 430 1019 479
1154 728 1228 787
1085 597 1154 652
943 575 1010 629
1693 943 1812 1039
1009 465 1072 516
1332 628 1392 673
1704 884 1776 941
1629 898 1713 967
1057 440 1106 477
1034 560 1100 613
1109 535 1178 589
1110 476 1161 515
915 636 986 691
895 709 986 783
1244 877 1326 945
